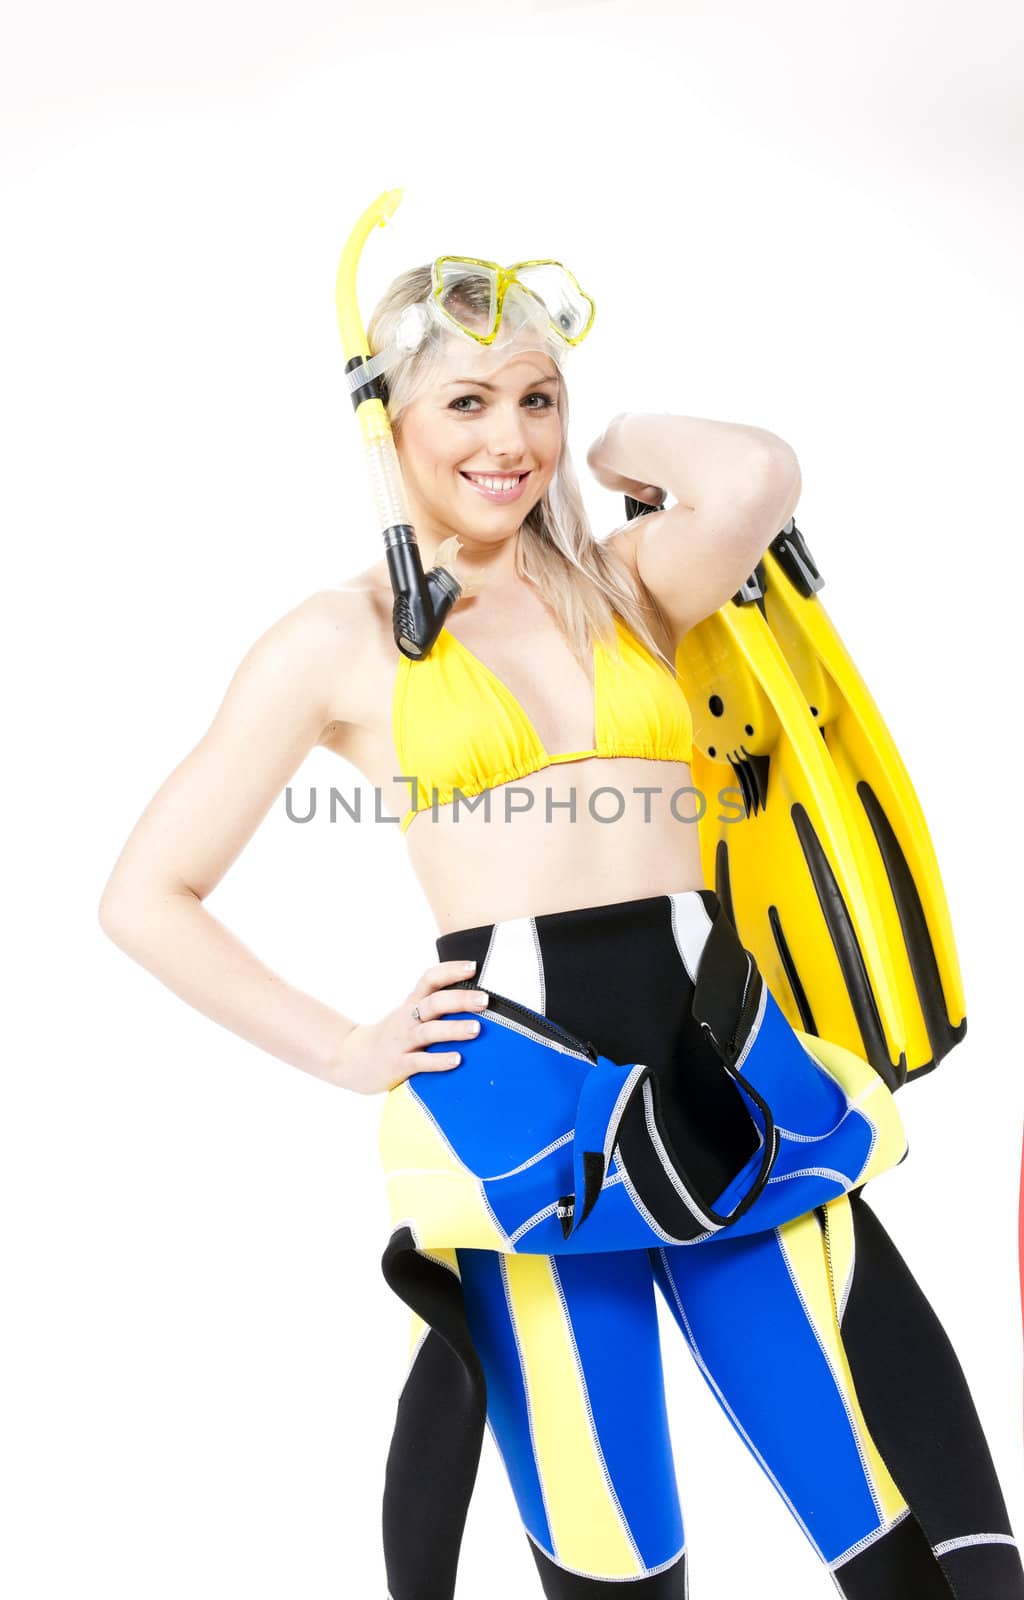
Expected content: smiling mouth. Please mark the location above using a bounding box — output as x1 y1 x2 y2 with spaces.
459 470 532 500
460 471 529 486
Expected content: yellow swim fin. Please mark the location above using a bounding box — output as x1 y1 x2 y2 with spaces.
664 514 965 1087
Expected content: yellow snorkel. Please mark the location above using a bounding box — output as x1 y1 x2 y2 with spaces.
335 189 462 660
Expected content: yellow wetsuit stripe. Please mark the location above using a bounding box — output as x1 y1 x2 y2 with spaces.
778 1207 907 1528
502 1252 643 1576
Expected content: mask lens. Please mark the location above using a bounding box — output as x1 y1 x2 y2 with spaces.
514 264 593 343
434 259 499 341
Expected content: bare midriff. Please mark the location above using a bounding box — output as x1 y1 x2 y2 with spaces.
403 753 708 933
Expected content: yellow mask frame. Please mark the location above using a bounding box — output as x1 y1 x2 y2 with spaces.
430 256 596 349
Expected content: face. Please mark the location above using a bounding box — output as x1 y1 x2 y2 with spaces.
394 334 563 547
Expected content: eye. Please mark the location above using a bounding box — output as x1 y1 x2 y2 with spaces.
447 391 556 414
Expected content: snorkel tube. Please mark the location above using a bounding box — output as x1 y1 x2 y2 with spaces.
335 189 461 660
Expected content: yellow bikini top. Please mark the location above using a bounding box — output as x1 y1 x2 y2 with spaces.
392 613 694 832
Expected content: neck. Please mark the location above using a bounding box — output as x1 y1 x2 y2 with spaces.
416 519 526 592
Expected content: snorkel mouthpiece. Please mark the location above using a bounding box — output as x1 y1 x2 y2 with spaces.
335 189 461 659
388 531 462 659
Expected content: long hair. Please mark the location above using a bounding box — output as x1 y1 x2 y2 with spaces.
365 265 678 675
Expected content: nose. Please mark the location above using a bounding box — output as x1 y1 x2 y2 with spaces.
483 401 532 462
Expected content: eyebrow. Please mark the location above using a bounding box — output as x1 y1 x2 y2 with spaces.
441 374 560 391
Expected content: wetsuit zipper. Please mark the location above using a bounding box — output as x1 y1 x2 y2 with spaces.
450 979 598 1061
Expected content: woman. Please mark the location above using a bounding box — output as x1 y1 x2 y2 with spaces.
99 253 1022 1600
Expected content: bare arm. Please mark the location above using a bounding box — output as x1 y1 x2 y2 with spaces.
97 590 358 1085
588 413 802 636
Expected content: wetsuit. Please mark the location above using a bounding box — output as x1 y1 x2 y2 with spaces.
379 887 1022 1599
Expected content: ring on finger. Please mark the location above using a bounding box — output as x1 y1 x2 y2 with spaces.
411 1005 422 1022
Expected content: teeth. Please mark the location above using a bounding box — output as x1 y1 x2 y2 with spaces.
466 473 522 491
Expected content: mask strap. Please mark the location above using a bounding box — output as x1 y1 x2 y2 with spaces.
340 346 400 395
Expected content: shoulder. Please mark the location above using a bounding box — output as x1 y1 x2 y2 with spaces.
247 586 371 672
236 566 394 730
284 559 396 660
283 581 383 653
599 517 682 657
603 517 646 579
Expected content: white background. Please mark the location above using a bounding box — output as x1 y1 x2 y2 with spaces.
4 0 1022 1594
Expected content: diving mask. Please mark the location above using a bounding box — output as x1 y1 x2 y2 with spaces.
429 257 595 347
344 254 596 397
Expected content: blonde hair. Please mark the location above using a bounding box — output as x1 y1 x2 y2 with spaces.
365 265 677 675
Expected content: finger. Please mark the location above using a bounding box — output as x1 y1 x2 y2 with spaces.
414 1016 482 1047
432 988 489 1015
405 989 485 1029
411 960 478 998
406 1048 466 1074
